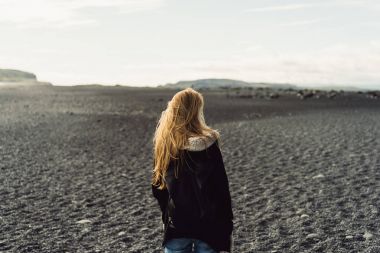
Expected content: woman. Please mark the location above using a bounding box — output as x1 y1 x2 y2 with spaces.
151 88 233 253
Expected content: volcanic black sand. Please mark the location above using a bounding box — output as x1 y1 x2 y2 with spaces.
1 86 379 252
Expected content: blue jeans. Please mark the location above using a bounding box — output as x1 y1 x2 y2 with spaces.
164 238 217 253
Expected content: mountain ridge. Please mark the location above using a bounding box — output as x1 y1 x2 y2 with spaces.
162 78 371 91
0 69 51 86
163 78 298 90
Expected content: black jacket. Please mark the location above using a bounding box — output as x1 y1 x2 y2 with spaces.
152 139 233 252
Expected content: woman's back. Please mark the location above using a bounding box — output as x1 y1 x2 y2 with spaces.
153 133 233 252
166 136 221 228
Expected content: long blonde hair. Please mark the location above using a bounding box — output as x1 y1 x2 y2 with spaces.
152 87 220 189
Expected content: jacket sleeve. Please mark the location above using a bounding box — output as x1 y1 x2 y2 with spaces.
152 182 169 223
213 144 234 235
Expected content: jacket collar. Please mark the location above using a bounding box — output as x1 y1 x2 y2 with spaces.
183 132 217 151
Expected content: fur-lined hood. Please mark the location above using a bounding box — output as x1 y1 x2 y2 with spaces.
183 131 218 151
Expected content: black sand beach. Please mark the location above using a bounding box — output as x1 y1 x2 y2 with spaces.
1 86 380 252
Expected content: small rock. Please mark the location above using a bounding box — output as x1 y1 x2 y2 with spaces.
364 231 373 241
76 219 91 224
345 235 353 240
118 231 126 236
140 227 149 232
306 233 318 239
312 174 325 179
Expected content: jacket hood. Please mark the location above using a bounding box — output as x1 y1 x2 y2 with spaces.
183 131 218 151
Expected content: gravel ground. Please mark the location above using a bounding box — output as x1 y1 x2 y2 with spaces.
218 109 380 252
0 86 379 252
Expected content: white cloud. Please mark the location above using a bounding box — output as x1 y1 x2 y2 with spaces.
279 18 325 27
0 0 164 27
244 0 377 13
120 42 380 89
245 3 316 13
362 21 380 27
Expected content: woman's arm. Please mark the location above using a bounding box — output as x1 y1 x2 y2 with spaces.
214 144 234 234
212 144 234 253
151 183 169 223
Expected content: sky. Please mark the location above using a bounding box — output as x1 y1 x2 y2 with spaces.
0 0 380 89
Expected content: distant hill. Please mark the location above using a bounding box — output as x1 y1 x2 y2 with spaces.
0 69 37 82
163 78 298 90
162 78 373 91
0 69 51 86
